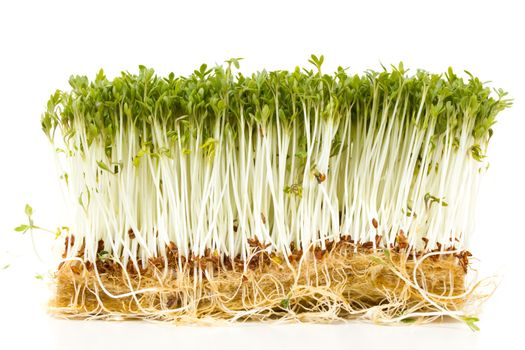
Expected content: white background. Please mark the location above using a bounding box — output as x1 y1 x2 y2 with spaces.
0 0 524 349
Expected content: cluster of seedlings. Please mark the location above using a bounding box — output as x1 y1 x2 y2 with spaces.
41 56 510 326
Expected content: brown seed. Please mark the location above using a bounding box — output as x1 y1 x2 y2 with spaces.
361 241 374 249
97 239 104 253
372 218 378 229
314 248 325 260
247 237 260 248
70 262 81 274
422 237 429 249
128 228 135 239
396 230 408 250
166 296 178 309
77 239 86 258
316 173 326 183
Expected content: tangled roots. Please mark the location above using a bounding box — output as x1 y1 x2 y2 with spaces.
50 246 495 325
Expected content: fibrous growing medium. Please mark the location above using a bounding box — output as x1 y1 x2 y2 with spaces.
42 56 510 326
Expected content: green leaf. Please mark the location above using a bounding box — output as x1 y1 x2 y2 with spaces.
308 54 324 73
424 193 448 208
200 138 218 158
461 316 480 332
400 317 416 324
225 58 243 70
97 250 110 262
97 160 112 172
60 173 69 186
14 224 29 233
78 190 91 211
133 145 150 167
25 204 33 217
283 184 303 198
470 145 486 162
55 226 69 239
2 264 10 270
295 151 307 159
261 104 271 122
95 68 106 82
35 274 44 280
280 297 290 309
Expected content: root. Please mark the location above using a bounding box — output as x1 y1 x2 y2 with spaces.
49 246 496 325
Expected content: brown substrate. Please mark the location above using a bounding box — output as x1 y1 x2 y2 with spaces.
50 240 476 323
